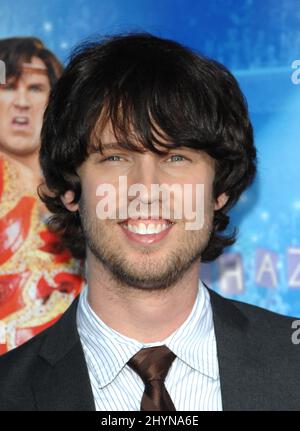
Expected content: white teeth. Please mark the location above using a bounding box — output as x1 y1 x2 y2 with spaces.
14 117 28 124
124 221 171 235
138 222 147 234
155 224 162 234
147 223 156 234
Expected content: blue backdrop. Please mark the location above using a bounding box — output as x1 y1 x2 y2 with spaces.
1 0 300 316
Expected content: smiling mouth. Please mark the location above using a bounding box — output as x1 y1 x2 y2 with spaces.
118 218 175 245
119 218 174 234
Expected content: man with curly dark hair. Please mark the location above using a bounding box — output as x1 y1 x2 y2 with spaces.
0 33 299 411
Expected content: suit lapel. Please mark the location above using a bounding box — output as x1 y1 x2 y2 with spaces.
32 282 274 411
32 298 96 411
207 285 273 411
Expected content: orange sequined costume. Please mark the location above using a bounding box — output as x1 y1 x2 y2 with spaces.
0 155 85 354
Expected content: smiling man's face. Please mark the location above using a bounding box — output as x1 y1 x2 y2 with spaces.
0 56 50 159
64 120 228 291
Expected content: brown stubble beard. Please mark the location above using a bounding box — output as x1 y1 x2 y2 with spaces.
78 196 214 292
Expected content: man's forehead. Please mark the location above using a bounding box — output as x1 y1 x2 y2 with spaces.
6 59 49 85
99 117 171 148
21 61 48 76
21 56 48 81
94 119 139 148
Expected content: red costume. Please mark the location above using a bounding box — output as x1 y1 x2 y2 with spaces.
0 155 84 353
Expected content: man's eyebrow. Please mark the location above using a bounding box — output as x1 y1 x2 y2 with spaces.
28 82 48 87
98 142 150 153
91 141 184 155
100 142 124 151
89 141 119 152
99 142 172 155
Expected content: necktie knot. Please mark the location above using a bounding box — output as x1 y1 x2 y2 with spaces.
127 345 176 411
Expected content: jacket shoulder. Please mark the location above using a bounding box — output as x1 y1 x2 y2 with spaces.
209 289 300 367
0 298 79 411
208 286 300 357
0 329 48 410
228 294 297 328
208 286 296 326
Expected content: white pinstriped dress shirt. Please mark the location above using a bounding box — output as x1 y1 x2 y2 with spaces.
76 279 222 411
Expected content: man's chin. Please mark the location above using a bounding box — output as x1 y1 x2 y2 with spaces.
109 269 180 291
103 250 193 290
120 244 168 259
4 141 39 157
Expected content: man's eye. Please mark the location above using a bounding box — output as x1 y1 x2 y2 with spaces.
167 154 189 162
29 85 43 92
103 155 123 162
1 83 15 91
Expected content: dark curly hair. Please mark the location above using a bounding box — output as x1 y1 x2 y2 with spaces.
39 32 257 262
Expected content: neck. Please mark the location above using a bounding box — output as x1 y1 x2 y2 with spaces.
86 252 201 343
1 150 42 193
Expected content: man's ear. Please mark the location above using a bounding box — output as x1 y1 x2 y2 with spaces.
61 190 79 212
214 192 229 211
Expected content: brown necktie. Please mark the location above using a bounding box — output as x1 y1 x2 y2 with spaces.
127 345 176 411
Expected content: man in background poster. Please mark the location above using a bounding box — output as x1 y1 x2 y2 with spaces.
0 37 85 354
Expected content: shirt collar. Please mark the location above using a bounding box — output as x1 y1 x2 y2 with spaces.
76 279 219 388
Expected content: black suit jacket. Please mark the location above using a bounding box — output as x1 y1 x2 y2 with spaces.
1 286 300 411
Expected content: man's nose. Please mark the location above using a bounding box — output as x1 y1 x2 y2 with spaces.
128 156 161 204
13 87 30 109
